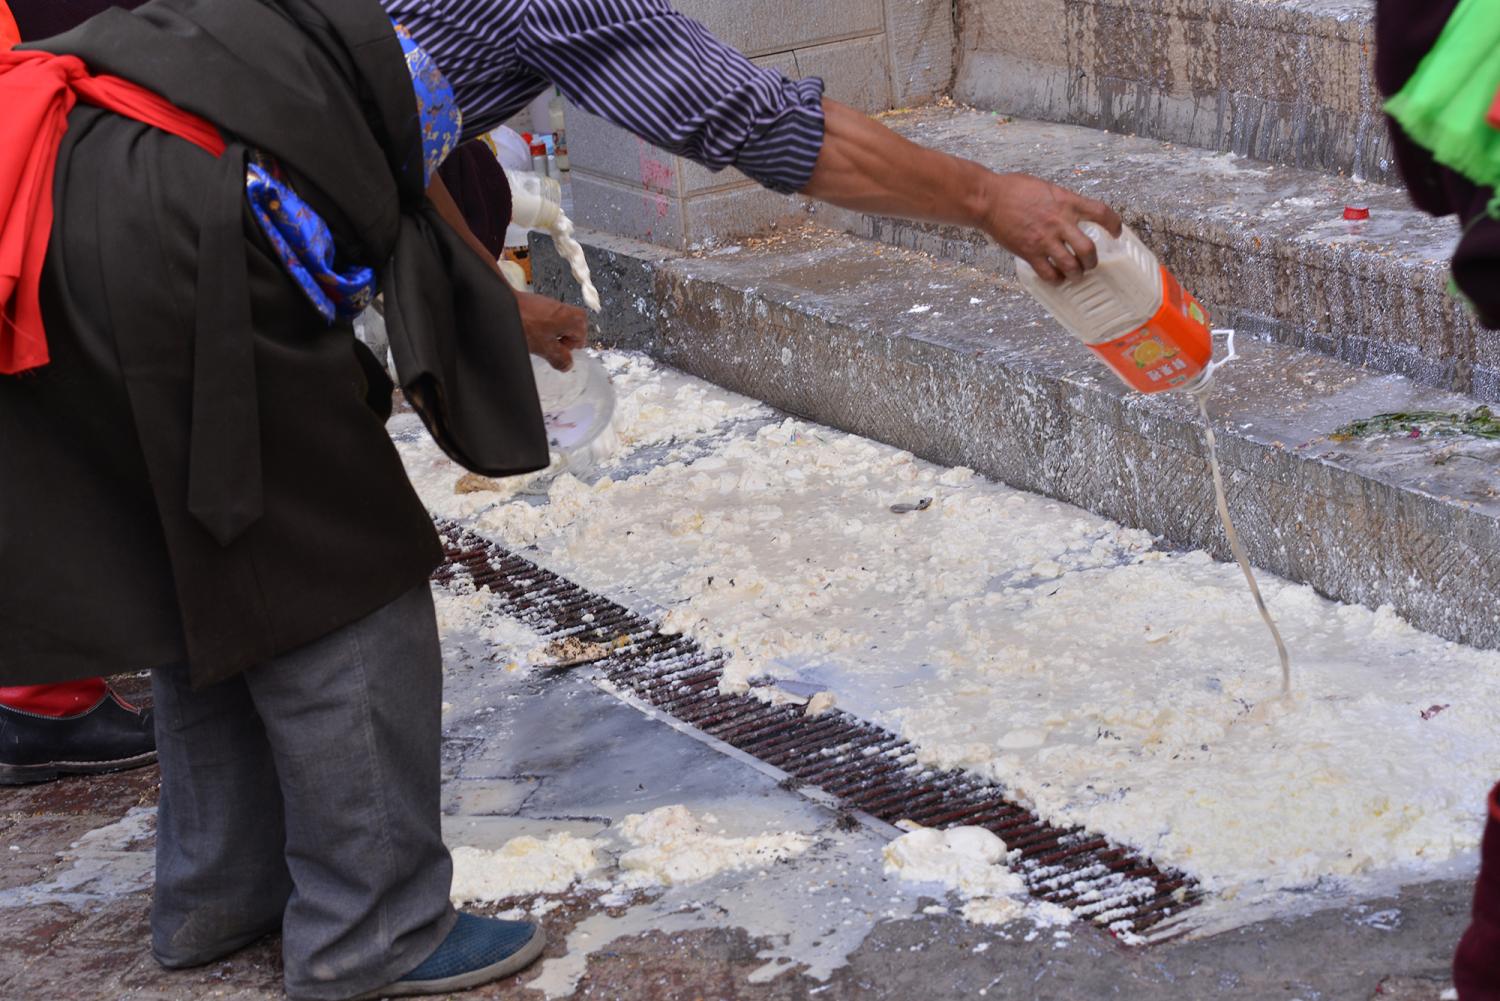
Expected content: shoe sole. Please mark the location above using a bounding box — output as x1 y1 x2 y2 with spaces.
352 925 547 999
0 751 158 786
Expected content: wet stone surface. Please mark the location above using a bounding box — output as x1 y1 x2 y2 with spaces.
533 222 1500 652
0 660 1474 1000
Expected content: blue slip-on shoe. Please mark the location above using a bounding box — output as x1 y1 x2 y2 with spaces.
353 912 546 999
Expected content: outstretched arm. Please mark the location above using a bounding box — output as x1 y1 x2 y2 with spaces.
518 2 1120 280
804 100 1122 282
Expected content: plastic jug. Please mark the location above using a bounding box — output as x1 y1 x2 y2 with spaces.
503 168 600 313
505 169 563 231
1016 223 1213 394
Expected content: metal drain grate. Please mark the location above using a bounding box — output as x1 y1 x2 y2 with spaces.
434 521 1203 940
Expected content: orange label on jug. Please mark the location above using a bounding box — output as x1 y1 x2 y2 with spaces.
1088 267 1213 394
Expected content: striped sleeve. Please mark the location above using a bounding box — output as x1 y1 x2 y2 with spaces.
516 0 826 194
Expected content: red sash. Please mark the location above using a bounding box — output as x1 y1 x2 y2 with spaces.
0 47 224 374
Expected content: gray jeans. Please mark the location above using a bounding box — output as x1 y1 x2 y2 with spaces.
150 583 456 1000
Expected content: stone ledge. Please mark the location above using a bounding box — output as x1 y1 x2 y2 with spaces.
811 107 1496 402
535 225 1500 650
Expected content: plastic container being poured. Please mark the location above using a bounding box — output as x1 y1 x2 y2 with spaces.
1016 222 1214 394
505 168 600 313
529 351 618 474
1018 222 1293 699
501 172 614 471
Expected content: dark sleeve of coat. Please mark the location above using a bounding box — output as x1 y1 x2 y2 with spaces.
437 140 515 261
9 0 147 40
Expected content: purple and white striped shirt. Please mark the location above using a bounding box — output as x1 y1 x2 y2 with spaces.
380 0 827 194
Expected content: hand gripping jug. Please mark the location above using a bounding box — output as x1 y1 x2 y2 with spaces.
1016 222 1213 394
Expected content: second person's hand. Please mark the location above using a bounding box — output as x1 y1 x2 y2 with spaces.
516 290 588 372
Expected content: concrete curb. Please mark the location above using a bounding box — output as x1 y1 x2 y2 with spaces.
536 225 1500 651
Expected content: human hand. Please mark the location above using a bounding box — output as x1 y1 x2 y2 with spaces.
516 290 588 371
977 173 1122 283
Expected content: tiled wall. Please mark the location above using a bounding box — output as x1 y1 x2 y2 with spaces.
567 0 955 247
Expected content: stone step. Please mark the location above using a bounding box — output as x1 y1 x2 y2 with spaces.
953 0 1391 182
533 225 1500 652
808 107 1496 402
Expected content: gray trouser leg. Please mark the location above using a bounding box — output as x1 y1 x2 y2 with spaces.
151 665 293 966
151 583 455 1001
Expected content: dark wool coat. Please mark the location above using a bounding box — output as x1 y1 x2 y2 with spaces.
0 0 548 687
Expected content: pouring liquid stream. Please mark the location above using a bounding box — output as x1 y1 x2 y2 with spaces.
1015 226 1294 700
550 214 600 313
1193 388 1293 698
505 168 600 313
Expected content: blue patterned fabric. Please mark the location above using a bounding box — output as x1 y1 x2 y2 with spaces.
246 156 376 323
392 20 464 184
244 20 461 323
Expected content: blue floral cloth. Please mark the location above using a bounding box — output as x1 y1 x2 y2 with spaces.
243 20 463 323
394 21 464 184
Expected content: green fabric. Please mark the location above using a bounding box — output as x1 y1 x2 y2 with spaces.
1384 0 1500 209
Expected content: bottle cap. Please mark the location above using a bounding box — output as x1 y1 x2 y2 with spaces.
1343 206 1370 221
530 142 547 156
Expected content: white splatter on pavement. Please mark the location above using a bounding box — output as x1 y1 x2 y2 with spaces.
398 350 1500 937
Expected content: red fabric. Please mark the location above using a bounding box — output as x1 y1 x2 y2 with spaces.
1456 783 1500 1001
0 679 109 716
0 47 224 375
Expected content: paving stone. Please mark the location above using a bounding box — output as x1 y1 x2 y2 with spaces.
0 764 159 818
443 776 543 817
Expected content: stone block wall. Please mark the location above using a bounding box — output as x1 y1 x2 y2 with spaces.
953 0 1392 183
567 0 955 248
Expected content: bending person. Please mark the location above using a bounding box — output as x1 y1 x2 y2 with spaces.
0 2 1118 999
0 0 157 789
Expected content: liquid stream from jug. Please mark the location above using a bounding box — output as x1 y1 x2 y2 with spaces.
1193 388 1293 698
550 214 600 314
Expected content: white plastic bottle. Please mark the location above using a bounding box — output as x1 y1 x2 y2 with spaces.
503 169 600 312
505 169 563 231
1015 222 1213 394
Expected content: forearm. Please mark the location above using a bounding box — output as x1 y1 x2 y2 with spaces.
803 99 991 229
802 99 1121 281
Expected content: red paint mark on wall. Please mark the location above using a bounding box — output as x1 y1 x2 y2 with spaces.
638 137 676 194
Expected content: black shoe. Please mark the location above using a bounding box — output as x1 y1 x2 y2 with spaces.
0 691 156 785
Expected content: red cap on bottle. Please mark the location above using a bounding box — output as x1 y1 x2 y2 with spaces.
529 142 547 156
521 132 533 143
1343 206 1370 221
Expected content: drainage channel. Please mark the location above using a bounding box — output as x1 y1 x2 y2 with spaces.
434 520 1203 941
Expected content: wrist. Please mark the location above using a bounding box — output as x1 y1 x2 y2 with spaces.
958 161 998 233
